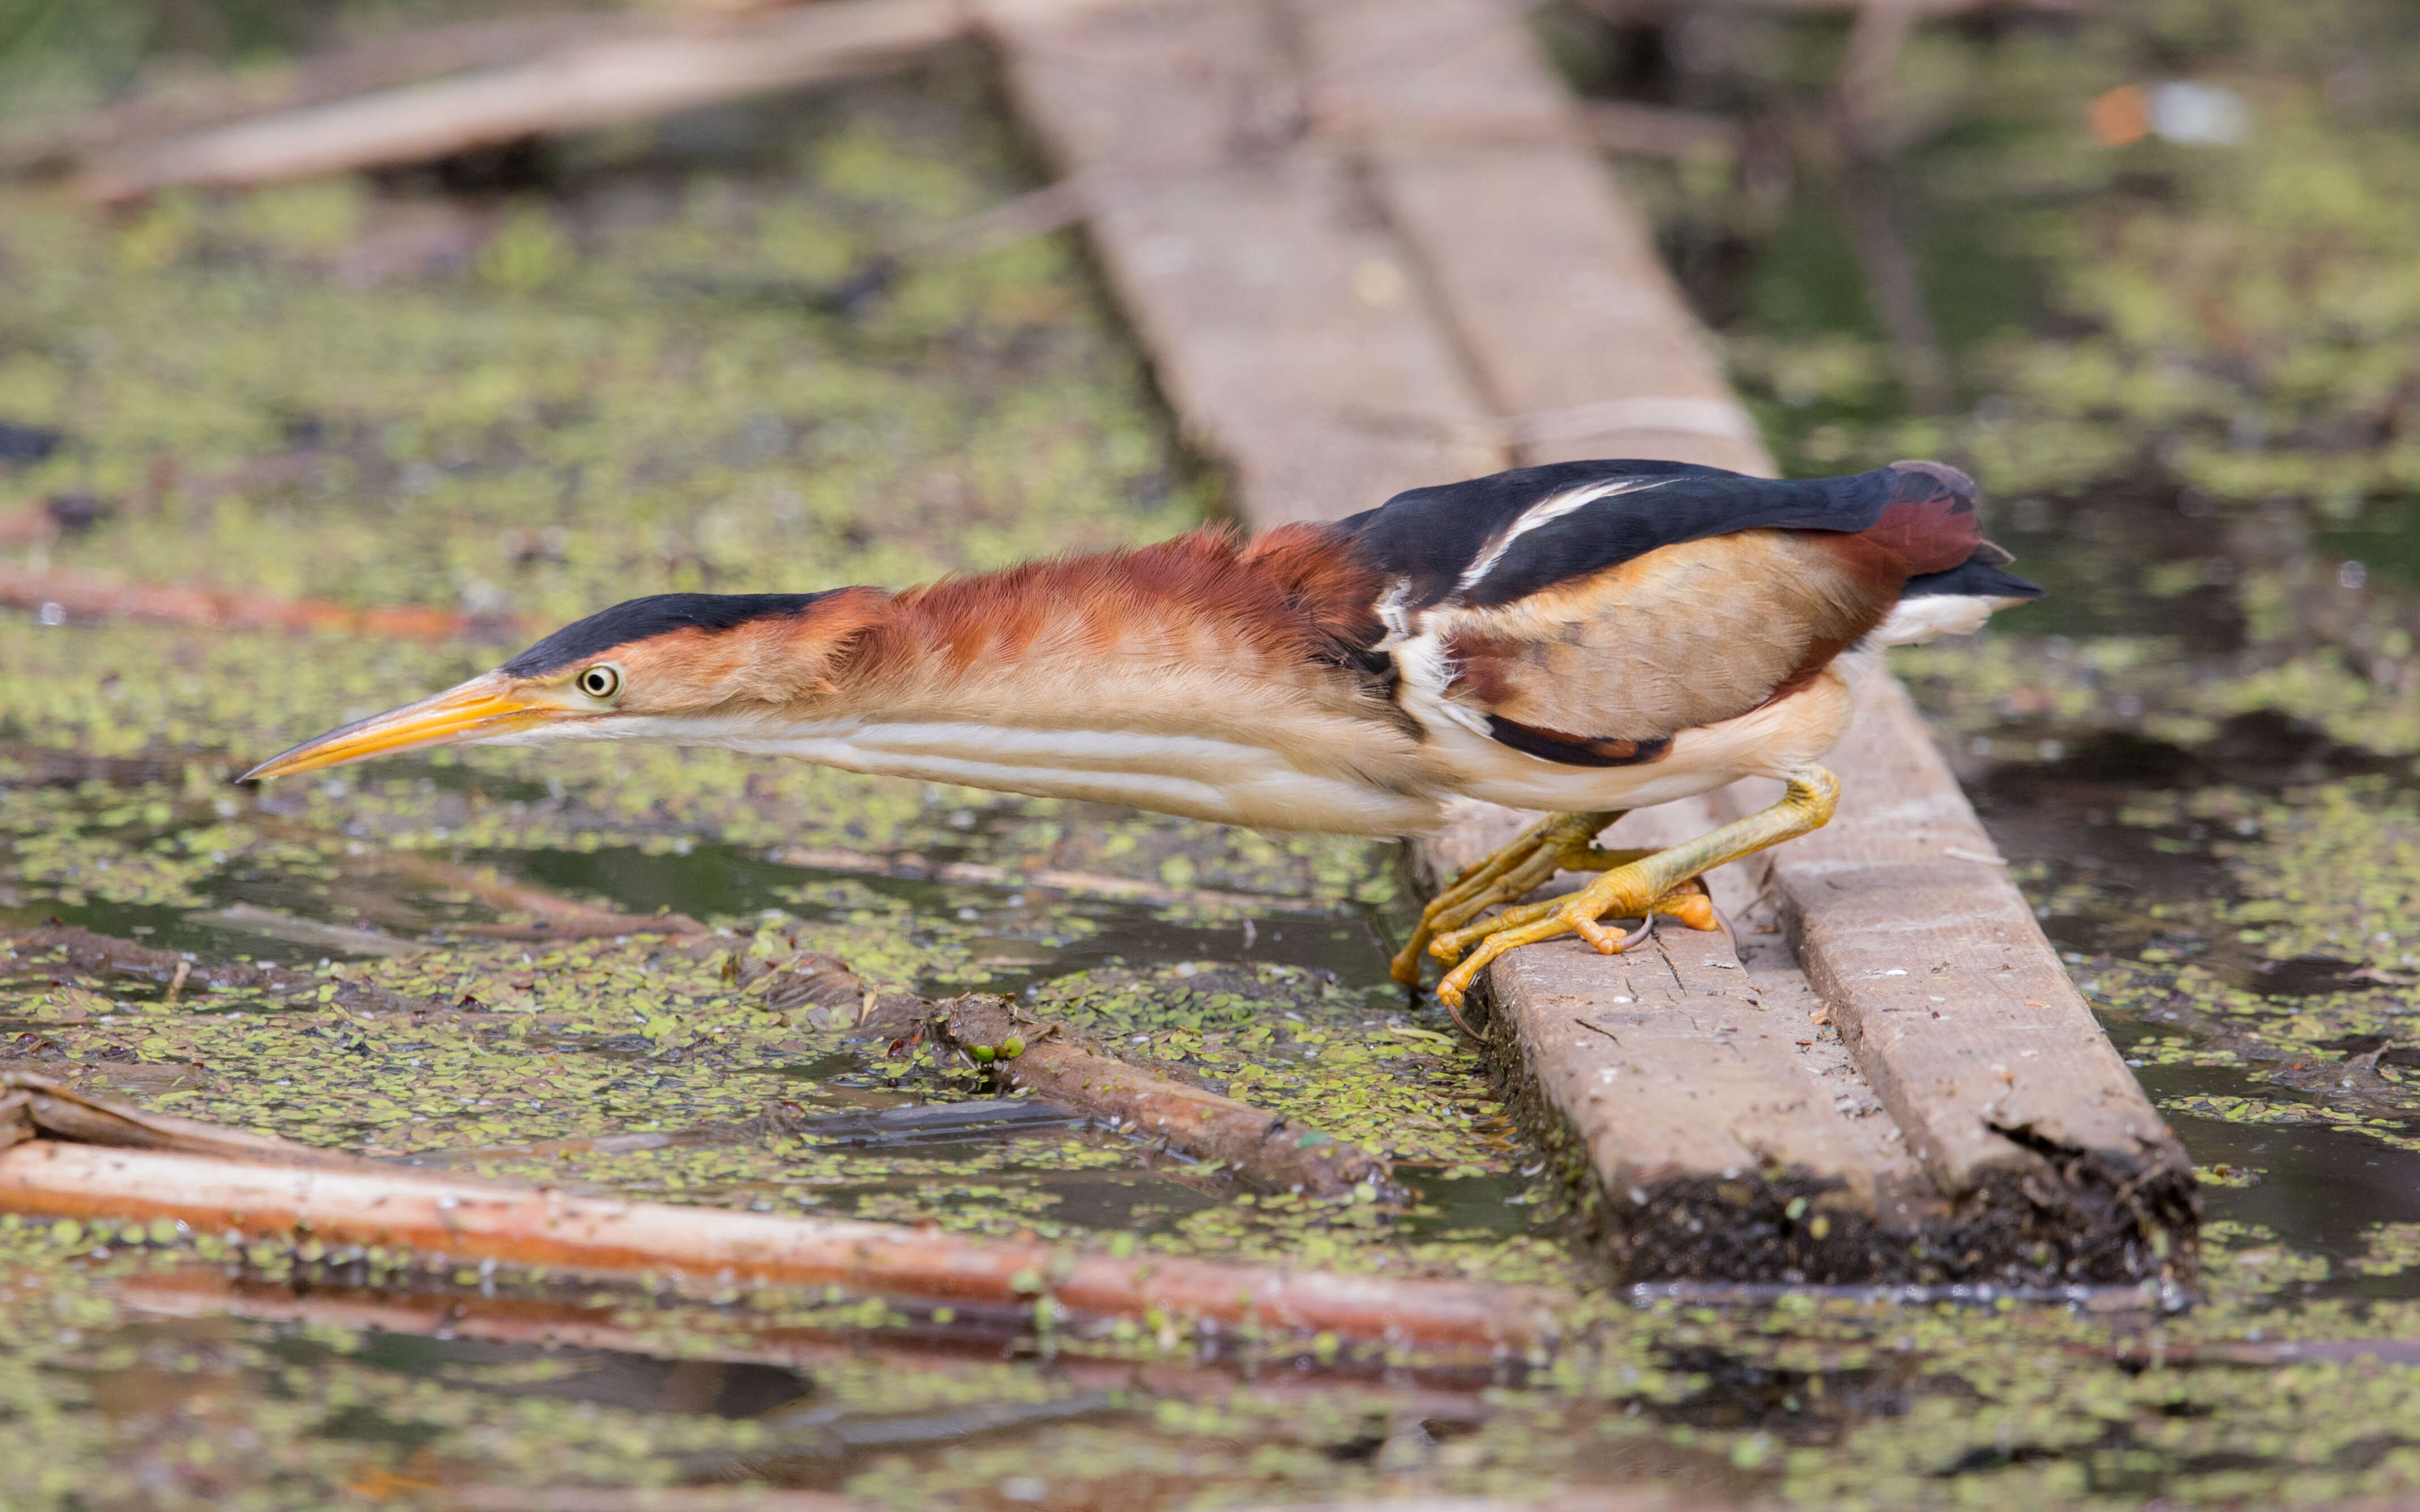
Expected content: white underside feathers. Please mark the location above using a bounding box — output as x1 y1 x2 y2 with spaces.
480 712 1443 836
1874 592 2030 646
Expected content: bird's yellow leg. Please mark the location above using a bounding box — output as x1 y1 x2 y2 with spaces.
1389 812 1722 988
1389 811 1624 987
1430 768 1841 1010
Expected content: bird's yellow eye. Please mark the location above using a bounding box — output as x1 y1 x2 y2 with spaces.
576 664 624 701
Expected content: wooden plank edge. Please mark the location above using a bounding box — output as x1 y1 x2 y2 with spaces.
1725 673 2200 1286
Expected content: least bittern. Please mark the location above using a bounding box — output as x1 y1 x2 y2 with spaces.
243 460 2037 1010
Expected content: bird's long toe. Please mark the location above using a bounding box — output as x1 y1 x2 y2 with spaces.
1431 860 1670 1007
1430 869 1731 1008
1391 811 1621 987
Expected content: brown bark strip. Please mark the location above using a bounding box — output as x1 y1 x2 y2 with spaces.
79 0 972 202
0 11 630 175
0 1140 1553 1348
932 996 1393 1200
1 563 537 641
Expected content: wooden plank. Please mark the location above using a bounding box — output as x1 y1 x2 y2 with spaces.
1720 674 2199 1278
1295 0 1944 1283
983 0 1503 526
1298 0 1768 473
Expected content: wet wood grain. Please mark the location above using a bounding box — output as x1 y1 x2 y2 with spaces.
992 0 2191 1282
1298 0 1770 473
984 0 1504 525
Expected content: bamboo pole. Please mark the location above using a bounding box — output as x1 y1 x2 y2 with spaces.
0 1141 1557 1349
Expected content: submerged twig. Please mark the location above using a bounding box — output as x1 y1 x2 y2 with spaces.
400 1096 1082 1169
0 741 230 787
330 835 706 940
0 11 630 176
116 1271 1512 1405
933 996 1395 1200
771 845 1340 915
0 744 701 940
3 922 433 1014
1 1072 369 1169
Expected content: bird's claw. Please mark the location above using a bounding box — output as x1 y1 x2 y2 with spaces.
1427 864 1720 1010
1388 812 1640 988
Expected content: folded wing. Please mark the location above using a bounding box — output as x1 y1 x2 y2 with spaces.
1340 459 2036 765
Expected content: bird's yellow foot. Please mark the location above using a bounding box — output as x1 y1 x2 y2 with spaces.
1427 859 1713 1010
1389 810 1629 989
1423 769 1842 1012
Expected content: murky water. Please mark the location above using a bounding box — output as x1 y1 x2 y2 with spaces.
10 3 2420 1506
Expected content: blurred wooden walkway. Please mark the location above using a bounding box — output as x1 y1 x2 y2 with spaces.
987 0 2196 1286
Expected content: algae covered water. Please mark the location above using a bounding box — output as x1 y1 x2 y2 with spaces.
10 3 2420 1506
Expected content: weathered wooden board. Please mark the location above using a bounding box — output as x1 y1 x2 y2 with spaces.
1428 799 1950 1282
984 0 1502 525
992 0 2196 1283
1290 0 2024 1281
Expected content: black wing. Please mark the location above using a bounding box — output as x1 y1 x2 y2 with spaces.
1336 459 1930 614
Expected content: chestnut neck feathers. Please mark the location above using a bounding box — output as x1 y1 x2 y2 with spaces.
811 524 1395 731
602 526 1449 833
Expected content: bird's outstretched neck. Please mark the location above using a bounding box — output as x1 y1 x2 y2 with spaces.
243 527 1449 835
651 528 1442 832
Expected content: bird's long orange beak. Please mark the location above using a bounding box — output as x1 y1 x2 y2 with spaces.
239 673 566 782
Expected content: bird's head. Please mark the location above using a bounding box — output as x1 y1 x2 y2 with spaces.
240 590 883 782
